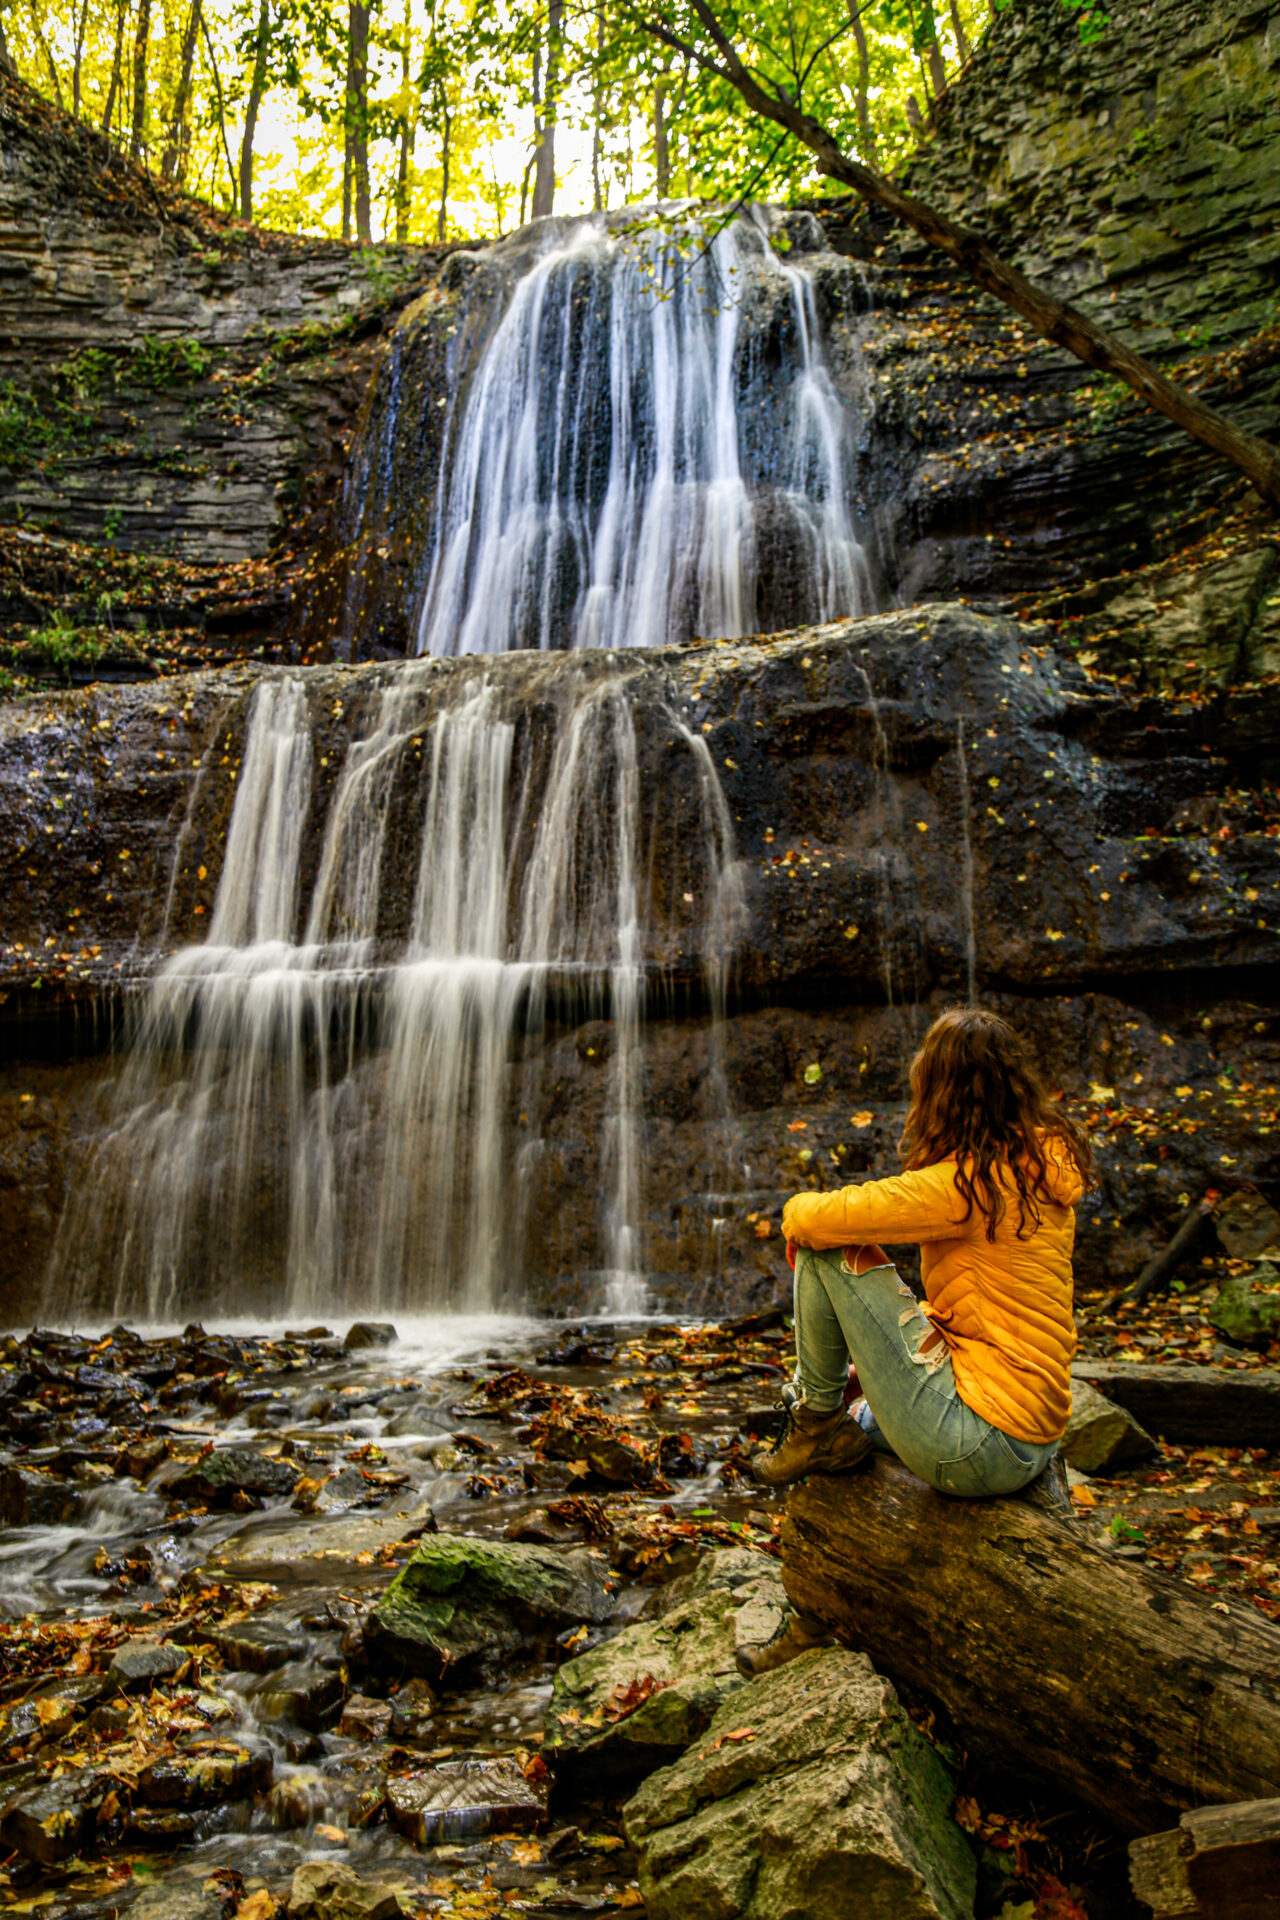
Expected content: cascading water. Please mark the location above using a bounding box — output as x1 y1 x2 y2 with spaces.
47 657 747 1324
412 209 873 656
44 205 879 1326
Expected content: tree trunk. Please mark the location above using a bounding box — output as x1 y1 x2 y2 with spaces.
653 73 669 198
162 0 202 181
591 5 604 210
532 0 561 218
102 0 126 136
129 0 150 160
948 0 971 65
0 12 11 75
850 7 877 168
436 97 451 243
927 37 947 98
348 0 371 243
28 0 65 110
641 0 1280 510
1073 1359 1280 1449
782 1457 1280 1831
199 7 237 212
238 0 269 223
72 0 88 116
394 0 413 243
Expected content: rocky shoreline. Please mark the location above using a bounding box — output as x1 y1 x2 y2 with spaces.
0 1297 1276 1919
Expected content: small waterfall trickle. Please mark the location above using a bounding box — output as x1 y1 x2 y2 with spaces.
413 211 872 657
954 719 978 1006
46 658 747 1326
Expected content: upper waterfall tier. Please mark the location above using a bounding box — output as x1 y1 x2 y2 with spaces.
337 208 874 660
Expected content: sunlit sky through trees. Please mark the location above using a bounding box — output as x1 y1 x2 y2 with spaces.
8 0 987 243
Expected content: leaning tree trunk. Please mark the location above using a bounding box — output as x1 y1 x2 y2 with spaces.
238 0 269 223
639 0 1280 511
782 1459 1280 1832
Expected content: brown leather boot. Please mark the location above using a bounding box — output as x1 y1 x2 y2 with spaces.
751 1399 873 1487
736 1608 835 1677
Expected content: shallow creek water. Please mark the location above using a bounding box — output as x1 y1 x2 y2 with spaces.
0 1312 791 1919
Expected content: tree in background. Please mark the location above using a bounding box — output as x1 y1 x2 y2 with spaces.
0 0 984 238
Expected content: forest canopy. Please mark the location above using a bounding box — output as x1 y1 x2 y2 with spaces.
2 0 992 241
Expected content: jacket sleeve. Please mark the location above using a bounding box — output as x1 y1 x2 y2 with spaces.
781 1166 970 1249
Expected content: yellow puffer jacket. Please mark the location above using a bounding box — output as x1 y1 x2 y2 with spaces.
780 1142 1083 1445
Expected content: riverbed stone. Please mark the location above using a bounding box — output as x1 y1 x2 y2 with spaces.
0 1768 111 1864
344 1323 398 1352
546 1548 785 1785
0 1466 83 1527
0 1674 106 1743
287 1861 409 1920
210 1505 436 1581
139 1744 272 1808
386 1759 544 1846
1061 1381 1157 1473
168 1447 299 1508
106 1641 190 1690
624 1647 976 1920
364 1533 614 1684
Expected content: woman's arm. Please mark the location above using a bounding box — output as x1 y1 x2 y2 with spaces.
781 1164 969 1250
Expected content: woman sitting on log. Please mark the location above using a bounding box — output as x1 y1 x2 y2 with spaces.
754 1007 1092 1499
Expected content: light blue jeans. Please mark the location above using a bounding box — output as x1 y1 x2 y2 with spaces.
791 1247 1058 1498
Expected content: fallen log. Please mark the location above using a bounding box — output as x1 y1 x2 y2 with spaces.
1100 1196 1216 1313
1129 1798 1280 1918
1072 1358 1280 1449
781 1456 1280 1832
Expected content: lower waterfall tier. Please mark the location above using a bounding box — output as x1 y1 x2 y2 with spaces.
1 605 1277 1326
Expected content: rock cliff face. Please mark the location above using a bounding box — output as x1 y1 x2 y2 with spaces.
902 0 1280 346
1 607 1276 1321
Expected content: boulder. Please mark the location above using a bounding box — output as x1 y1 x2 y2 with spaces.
106 1641 190 1691
547 1549 786 1786
1209 1263 1280 1349
624 1648 976 1920
386 1759 544 1846
287 1861 408 1920
343 1324 398 1352
168 1447 299 1508
1061 1381 1158 1473
364 1534 613 1684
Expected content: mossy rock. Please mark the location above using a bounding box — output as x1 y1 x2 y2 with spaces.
364 1533 614 1685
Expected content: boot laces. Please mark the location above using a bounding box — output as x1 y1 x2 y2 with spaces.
765 1398 798 1455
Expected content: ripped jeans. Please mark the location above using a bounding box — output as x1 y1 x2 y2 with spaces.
791 1248 1058 1498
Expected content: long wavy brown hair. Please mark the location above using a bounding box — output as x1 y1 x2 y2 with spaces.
899 1008 1094 1241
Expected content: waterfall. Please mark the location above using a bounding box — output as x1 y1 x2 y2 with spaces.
414 210 872 656
47 658 746 1325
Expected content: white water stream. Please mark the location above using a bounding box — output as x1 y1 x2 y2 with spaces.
416 211 871 656
49 663 746 1323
